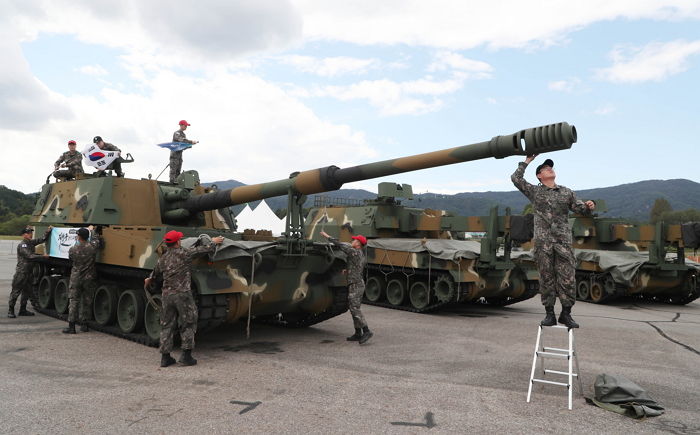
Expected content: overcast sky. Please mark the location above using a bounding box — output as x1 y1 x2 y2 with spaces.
2 0 700 194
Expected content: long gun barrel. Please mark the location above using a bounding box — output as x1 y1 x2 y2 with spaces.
180 122 576 214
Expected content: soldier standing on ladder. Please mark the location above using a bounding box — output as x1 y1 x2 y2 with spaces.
511 155 595 328
170 120 198 183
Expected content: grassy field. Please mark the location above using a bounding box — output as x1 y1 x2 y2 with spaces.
0 236 21 240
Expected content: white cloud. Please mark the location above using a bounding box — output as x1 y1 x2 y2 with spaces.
595 39 700 83
428 51 493 78
310 76 466 116
278 55 380 76
294 0 700 49
594 104 616 115
548 77 581 92
77 65 108 76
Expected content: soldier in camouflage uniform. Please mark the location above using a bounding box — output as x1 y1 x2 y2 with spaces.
63 226 104 334
170 120 198 183
93 136 125 177
511 155 595 328
320 231 373 344
144 230 223 367
53 140 84 180
8 226 52 318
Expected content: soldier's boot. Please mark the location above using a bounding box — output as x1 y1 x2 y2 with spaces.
346 328 362 341
80 323 89 332
18 305 35 316
359 326 373 345
160 353 176 367
540 306 557 327
62 322 76 334
558 306 579 329
179 349 197 366
7 306 16 319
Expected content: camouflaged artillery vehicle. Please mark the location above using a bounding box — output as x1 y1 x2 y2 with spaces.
567 209 700 304
25 121 578 345
305 182 540 312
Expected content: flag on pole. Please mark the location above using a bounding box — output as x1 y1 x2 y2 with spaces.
157 142 195 152
82 144 120 170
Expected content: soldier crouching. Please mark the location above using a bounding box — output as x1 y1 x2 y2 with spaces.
145 231 223 367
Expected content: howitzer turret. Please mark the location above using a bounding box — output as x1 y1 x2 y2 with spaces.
26 122 577 346
167 122 577 221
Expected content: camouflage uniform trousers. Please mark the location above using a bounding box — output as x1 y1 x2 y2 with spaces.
348 283 368 329
68 278 97 323
53 169 83 180
169 151 183 183
159 292 198 354
534 242 577 308
9 269 32 310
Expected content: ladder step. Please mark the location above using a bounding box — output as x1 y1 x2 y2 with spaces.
544 369 578 377
532 378 569 387
536 351 569 359
543 347 571 353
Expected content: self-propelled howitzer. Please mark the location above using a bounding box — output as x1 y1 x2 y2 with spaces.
28 122 577 346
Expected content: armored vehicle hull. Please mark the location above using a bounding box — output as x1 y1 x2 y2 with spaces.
305 184 539 312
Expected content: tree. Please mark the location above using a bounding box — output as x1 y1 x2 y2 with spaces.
650 197 673 223
658 209 700 224
0 214 31 235
521 203 533 215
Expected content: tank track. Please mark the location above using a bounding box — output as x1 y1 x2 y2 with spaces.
473 285 540 307
257 285 349 328
362 267 452 313
29 260 229 347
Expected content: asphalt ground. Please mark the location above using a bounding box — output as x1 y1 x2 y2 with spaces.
0 239 699 434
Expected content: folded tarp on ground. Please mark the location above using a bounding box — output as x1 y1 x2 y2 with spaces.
586 373 664 418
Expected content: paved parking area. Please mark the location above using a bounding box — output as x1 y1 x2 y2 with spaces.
1 240 698 434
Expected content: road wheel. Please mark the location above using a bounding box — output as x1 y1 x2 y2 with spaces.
365 275 385 302
37 275 57 309
117 290 144 333
433 274 456 303
386 278 406 306
93 285 119 326
409 281 431 310
144 294 162 342
590 281 605 304
54 278 70 314
576 279 590 301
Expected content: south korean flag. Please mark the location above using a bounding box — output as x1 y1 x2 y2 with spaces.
82 144 120 170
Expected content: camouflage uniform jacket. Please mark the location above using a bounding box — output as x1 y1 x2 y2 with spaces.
101 143 120 152
149 244 215 296
329 238 366 285
173 130 195 144
68 235 104 281
511 161 591 246
15 230 51 274
55 150 84 173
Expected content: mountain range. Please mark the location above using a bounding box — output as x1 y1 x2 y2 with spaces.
204 178 700 222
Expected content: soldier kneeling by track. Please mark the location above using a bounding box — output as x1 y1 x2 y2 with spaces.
145 231 223 367
63 226 104 334
320 231 373 344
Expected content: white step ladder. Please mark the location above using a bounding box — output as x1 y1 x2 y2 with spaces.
526 325 583 410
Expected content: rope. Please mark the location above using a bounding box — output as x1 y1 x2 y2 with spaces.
246 253 255 339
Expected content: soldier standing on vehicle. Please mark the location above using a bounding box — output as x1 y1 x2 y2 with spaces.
53 140 84 180
320 230 373 344
8 226 52 318
511 155 595 328
170 120 198 183
144 231 223 367
63 226 104 334
93 136 125 177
